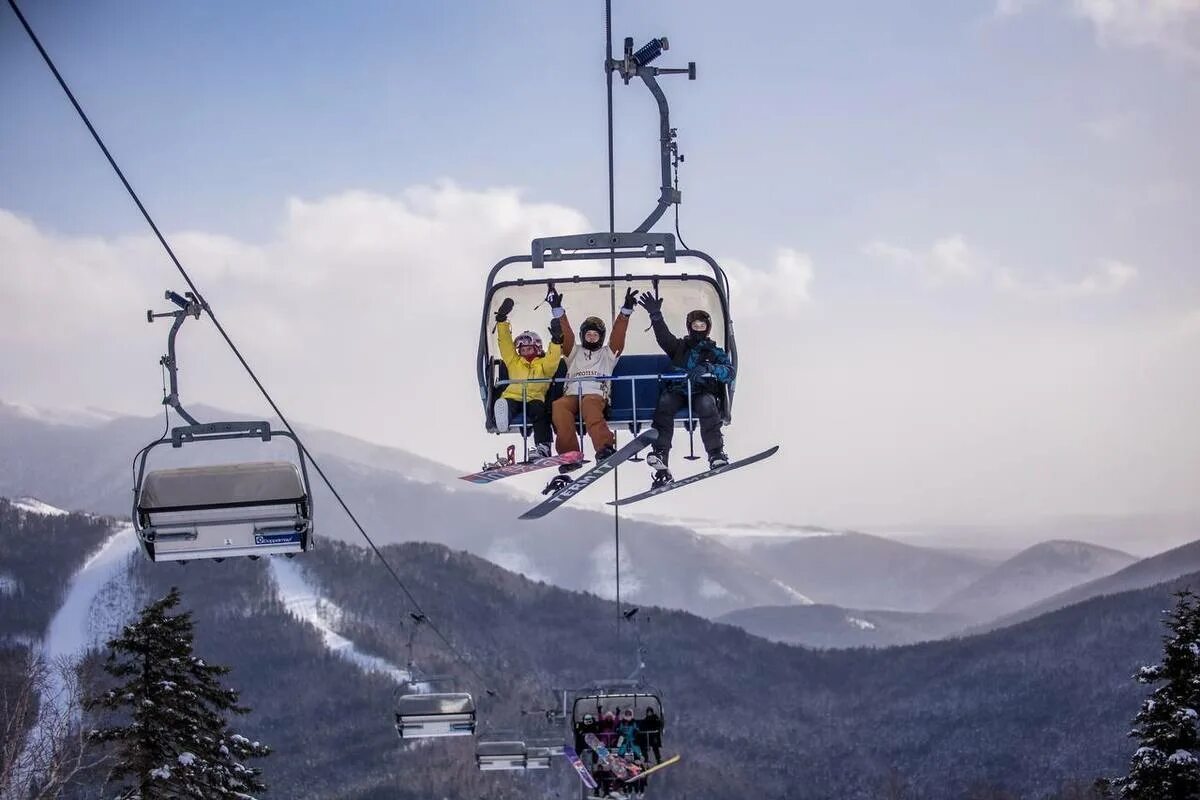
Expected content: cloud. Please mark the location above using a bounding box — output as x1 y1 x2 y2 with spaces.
1084 113 1136 141
994 258 1138 297
723 248 815 315
998 0 1200 62
863 235 980 287
865 235 1137 299
0 184 589 460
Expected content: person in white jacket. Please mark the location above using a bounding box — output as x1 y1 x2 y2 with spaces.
550 284 637 463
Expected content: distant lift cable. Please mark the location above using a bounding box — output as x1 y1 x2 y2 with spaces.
6 0 492 693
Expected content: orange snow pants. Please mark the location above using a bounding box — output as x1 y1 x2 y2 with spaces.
552 395 613 454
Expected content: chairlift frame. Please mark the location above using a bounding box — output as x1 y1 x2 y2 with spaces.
131 291 315 562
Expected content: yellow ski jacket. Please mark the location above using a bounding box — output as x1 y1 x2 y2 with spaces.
497 321 562 403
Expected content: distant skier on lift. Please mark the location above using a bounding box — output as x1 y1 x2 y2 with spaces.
493 296 563 458
636 292 735 487
544 284 637 493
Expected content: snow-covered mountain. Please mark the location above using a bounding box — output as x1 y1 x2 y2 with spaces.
716 603 965 648
933 540 1136 623
0 401 801 617
711 530 993 612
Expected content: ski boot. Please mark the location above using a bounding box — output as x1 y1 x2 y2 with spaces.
708 450 730 469
595 443 617 461
647 451 673 488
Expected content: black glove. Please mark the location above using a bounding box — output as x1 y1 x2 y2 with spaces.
687 363 709 384
495 297 514 323
622 287 638 311
637 292 663 318
548 317 564 345
546 285 564 309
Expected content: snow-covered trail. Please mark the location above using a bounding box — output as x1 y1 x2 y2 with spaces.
9 524 139 797
268 558 412 685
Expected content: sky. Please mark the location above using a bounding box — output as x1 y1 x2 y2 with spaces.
2 0 1198 530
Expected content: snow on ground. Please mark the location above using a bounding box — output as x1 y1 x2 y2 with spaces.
42 525 139 662
770 579 815 605
268 558 412 685
13 497 69 516
846 616 877 631
10 525 139 796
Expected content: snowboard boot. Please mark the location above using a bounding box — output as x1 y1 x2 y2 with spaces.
651 468 674 488
647 450 673 487
595 443 617 461
708 450 730 469
534 442 552 459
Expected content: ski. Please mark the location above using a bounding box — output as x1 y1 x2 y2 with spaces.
609 445 780 507
623 754 680 783
518 430 658 520
458 451 583 484
583 732 630 780
562 745 598 789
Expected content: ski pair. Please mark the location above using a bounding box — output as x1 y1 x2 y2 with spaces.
610 445 780 507
518 430 658 520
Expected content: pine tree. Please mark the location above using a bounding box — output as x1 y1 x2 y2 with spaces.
88 587 270 799
1111 589 1200 799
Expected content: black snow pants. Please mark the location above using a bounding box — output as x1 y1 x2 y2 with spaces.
505 398 551 448
650 389 723 460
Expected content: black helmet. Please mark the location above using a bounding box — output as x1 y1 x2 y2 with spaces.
580 316 607 351
686 309 712 338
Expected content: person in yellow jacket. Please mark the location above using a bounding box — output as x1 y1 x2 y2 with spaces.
494 296 563 458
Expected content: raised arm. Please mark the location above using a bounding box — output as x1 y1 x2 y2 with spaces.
637 292 682 355
608 287 638 355
494 297 517 365
547 285 572 357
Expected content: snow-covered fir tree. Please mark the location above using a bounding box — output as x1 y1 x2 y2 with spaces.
1111 589 1200 799
88 587 270 799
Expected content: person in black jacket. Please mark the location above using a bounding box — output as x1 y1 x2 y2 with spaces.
637 293 735 486
638 706 663 764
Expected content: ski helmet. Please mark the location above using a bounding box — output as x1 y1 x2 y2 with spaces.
514 330 544 358
583 713 596 725
580 316 607 350
686 309 712 337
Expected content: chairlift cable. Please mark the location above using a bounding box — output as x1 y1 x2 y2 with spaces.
603 0 624 671
7 0 492 694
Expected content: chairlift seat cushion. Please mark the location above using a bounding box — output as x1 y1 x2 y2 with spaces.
140 461 306 512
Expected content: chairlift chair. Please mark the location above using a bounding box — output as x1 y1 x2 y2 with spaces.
131 291 314 562
394 692 478 739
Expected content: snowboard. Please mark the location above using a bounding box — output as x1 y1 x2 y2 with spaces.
459 451 583 484
609 445 779 507
584 732 631 780
623 753 680 783
518 430 658 520
562 745 598 789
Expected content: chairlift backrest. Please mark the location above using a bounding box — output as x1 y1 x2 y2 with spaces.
475 739 527 771
394 692 477 739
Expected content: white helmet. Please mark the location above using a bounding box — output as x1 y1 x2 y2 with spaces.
514 330 544 356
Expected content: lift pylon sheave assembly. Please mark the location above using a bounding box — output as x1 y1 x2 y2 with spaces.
131 290 314 563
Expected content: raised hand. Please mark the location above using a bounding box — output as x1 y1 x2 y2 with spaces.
636 292 663 317
545 285 564 309
622 287 638 311
495 297 515 323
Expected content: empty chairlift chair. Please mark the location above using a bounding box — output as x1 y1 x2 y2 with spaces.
475 739 528 771
135 451 312 561
131 291 315 563
394 692 477 739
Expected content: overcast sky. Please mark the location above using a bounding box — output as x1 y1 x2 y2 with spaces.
2 0 1198 529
